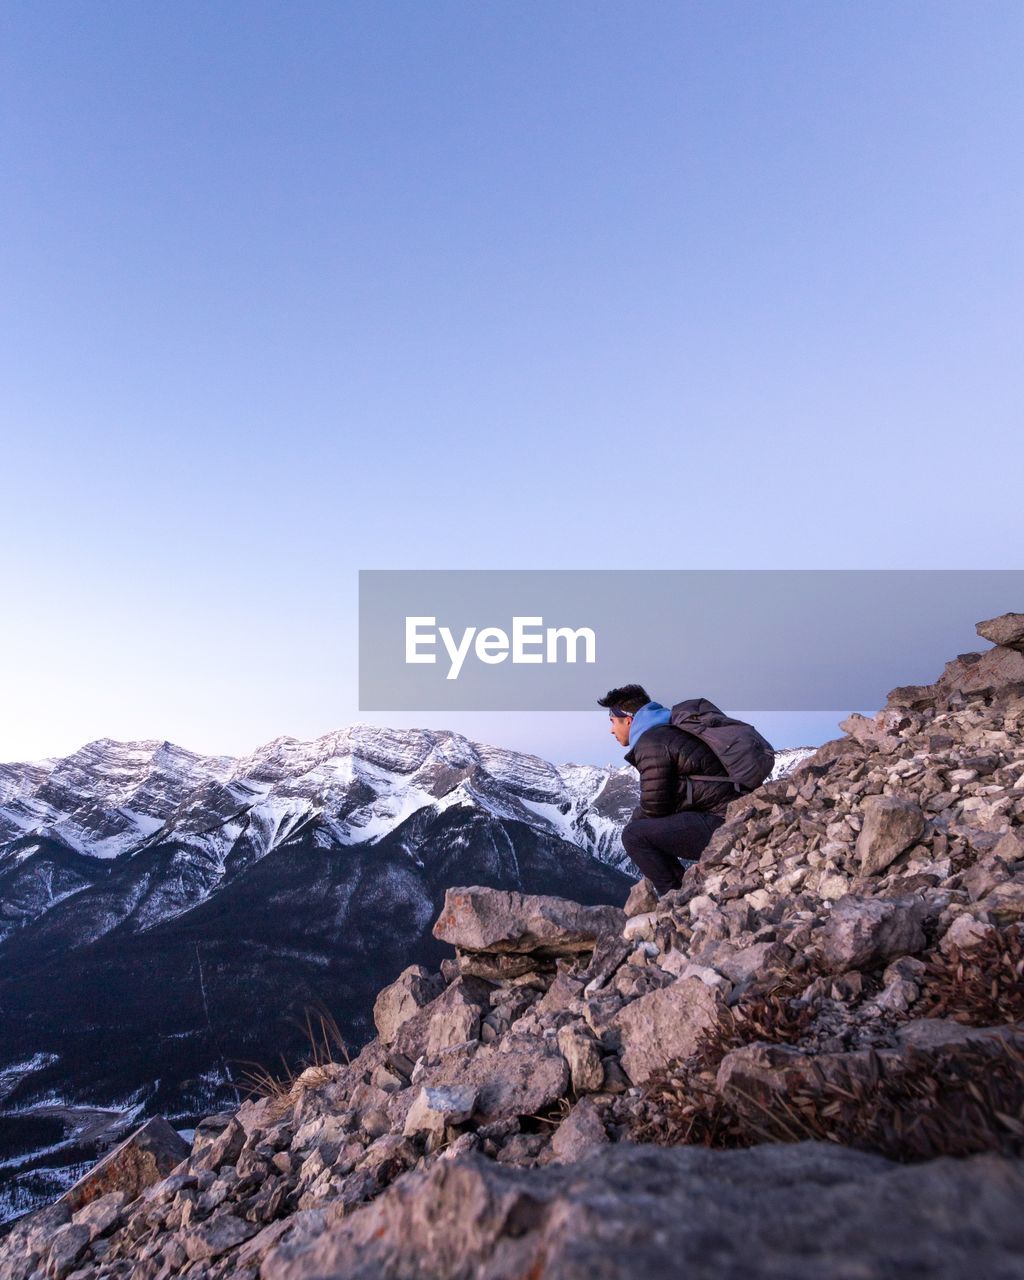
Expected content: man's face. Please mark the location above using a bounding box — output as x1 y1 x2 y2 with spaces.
609 712 632 747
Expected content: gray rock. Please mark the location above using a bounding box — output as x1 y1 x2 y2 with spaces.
549 1098 609 1163
711 941 792 985
456 950 546 981
991 828 1024 862
260 1141 1024 1280
61 1115 191 1213
622 912 659 942
423 980 487 1056
818 895 928 972
373 964 446 1044
533 972 585 1018
43 1224 90 1280
939 913 994 953
976 611 1024 652
556 1024 605 1093
609 976 725 1085
192 1110 237 1146
392 976 490 1061
183 1211 259 1260
959 851 1013 902
624 878 658 917
839 713 903 755
717 1022 1024 1122
894 1018 1024 1052
190 1116 246 1173
403 1084 478 1137
432 886 625 956
358 1133 418 1175
417 1035 569 1125
856 796 925 875
70 1191 127 1241
976 880 1024 924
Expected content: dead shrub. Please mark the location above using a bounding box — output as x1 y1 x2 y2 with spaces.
234 1004 351 1115
731 1034 1024 1160
915 925 1024 1025
629 971 818 1148
629 963 1024 1161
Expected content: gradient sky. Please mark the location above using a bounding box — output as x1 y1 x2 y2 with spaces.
2 2 1022 768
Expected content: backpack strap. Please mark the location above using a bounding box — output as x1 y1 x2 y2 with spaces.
684 775 743 806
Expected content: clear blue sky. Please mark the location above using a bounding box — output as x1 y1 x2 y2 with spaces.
2 2 1022 766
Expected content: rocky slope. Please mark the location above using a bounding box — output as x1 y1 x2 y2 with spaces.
0 728 640 1223
1 612 1021 1277
0 718 809 1222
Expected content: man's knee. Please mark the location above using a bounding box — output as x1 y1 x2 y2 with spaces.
621 818 647 853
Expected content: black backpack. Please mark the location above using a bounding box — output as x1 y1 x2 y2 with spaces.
669 698 776 801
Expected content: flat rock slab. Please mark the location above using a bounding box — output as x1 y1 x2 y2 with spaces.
261 1140 1024 1280
433 886 625 956
976 611 1024 652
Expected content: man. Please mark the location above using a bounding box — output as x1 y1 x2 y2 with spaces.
598 683 736 897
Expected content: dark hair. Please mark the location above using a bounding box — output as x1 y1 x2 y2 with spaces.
596 684 650 716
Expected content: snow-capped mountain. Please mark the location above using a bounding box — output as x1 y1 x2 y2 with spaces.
0 724 641 858
0 726 812 884
0 725 646 941
0 724 812 1222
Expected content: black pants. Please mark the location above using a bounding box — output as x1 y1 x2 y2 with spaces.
621 810 725 897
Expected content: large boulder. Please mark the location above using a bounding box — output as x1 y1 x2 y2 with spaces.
260 1142 1024 1280
433 887 625 956
608 976 726 1085
61 1115 190 1212
855 795 925 875
817 894 928 972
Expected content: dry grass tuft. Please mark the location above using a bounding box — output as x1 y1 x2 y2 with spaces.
630 971 816 1149
731 1035 1024 1160
234 1004 352 1115
915 925 1024 1025
629 961 1024 1161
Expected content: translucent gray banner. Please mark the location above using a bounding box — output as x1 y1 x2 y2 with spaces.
358 570 1023 711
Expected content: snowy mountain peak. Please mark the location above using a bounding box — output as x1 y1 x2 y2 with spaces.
0 726 815 874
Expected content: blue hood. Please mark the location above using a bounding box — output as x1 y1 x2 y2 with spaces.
627 700 671 750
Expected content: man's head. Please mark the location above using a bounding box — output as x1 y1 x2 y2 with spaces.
597 684 651 748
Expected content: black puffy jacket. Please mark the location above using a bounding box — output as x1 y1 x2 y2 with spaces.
624 724 736 821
